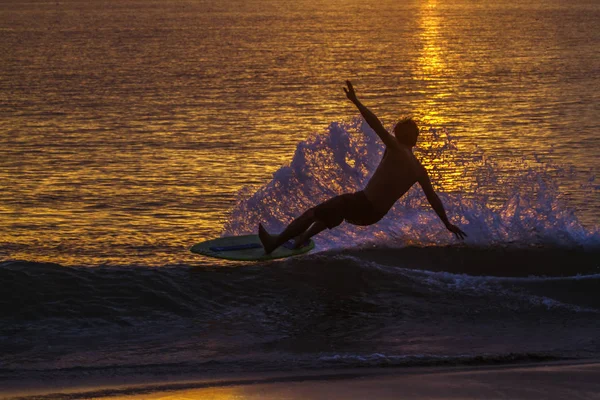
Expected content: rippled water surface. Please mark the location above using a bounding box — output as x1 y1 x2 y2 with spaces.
2 2 600 393
1 0 599 266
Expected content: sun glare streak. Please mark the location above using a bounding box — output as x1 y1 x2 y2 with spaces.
417 3 443 80
414 0 451 128
411 2 469 195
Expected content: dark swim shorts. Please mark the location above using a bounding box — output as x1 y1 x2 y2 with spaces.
311 191 386 229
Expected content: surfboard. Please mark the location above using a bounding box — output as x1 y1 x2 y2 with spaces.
190 234 315 261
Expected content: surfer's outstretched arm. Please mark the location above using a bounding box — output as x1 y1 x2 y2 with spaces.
418 169 467 240
344 81 401 151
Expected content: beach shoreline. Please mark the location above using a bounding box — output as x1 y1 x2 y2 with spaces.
3 359 599 399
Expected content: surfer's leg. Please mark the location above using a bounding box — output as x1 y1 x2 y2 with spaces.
293 221 327 248
259 194 349 254
276 193 350 248
259 209 317 254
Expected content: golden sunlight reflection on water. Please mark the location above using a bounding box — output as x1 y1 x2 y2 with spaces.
1 0 598 266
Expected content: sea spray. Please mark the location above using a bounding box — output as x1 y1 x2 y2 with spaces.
223 118 599 249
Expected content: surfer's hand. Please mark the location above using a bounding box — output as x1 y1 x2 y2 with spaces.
446 223 467 240
343 80 358 103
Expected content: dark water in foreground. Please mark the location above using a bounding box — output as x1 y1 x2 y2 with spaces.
2 247 599 386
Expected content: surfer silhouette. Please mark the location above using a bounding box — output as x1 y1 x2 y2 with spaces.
259 81 467 254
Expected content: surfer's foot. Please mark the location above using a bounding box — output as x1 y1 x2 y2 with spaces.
258 223 277 254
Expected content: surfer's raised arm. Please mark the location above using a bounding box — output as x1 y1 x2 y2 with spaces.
344 81 401 151
417 166 467 240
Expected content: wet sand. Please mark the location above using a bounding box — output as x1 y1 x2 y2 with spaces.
2 360 599 399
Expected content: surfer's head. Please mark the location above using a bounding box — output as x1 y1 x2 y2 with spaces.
394 118 419 147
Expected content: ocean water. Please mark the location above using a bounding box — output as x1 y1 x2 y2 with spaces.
1 0 599 390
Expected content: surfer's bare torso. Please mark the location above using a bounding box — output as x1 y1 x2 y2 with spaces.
363 146 423 214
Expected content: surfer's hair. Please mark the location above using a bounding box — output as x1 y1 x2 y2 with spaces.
394 117 419 147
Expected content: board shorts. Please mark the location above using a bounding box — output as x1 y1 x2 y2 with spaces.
311 191 387 229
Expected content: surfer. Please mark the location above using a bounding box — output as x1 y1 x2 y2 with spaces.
259 81 467 254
